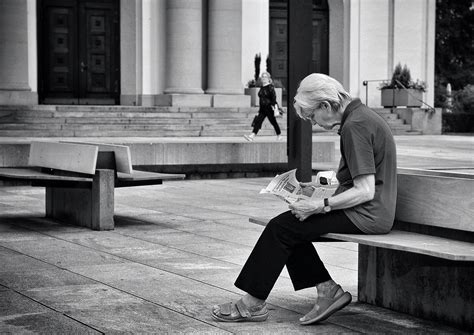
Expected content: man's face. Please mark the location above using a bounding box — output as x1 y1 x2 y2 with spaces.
294 101 338 130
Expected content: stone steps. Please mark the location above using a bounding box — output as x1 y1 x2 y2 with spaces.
0 128 284 137
0 105 421 137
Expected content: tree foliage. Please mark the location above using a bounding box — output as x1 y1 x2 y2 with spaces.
435 0 474 90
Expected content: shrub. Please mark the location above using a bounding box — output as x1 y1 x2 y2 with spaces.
379 63 427 92
453 84 474 114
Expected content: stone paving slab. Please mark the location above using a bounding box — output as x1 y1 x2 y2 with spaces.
0 267 94 292
25 284 222 334
0 290 100 334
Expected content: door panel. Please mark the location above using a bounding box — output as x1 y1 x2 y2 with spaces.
269 1 329 105
79 1 118 104
39 0 119 105
311 12 329 74
41 0 78 104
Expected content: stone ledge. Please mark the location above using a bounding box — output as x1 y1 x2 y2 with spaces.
0 140 335 172
212 94 250 107
155 94 212 107
0 90 38 105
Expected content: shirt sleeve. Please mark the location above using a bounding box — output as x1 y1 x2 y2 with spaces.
341 121 376 178
269 86 277 106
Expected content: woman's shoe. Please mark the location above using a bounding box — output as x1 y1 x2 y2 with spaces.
211 298 268 322
300 285 352 325
244 134 255 142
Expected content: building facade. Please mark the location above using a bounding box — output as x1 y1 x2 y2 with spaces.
0 0 436 108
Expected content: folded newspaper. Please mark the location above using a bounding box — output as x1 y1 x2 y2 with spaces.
260 169 338 204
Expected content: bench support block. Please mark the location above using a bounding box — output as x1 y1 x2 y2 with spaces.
358 245 474 330
45 169 115 230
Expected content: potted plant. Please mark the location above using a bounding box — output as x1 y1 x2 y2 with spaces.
244 53 262 106
379 63 427 107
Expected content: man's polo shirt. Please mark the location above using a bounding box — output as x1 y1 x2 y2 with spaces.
335 99 397 234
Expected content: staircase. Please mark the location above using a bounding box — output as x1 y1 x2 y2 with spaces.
0 105 287 137
0 105 420 137
372 108 422 135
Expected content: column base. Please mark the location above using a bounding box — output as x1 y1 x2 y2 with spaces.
155 94 212 107
164 88 204 94
0 90 37 105
206 88 244 95
212 94 250 107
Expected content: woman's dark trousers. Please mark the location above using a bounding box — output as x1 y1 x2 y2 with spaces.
252 105 281 135
234 210 362 300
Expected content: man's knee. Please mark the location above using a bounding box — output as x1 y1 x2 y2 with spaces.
266 211 296 233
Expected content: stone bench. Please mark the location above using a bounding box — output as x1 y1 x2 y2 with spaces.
0 141 185 230
250 168 474 330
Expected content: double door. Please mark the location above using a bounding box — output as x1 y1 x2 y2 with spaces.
39 0 119 104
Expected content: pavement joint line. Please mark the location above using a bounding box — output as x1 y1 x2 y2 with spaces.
3 219 307 321
0 280 105 334
0 240 233 333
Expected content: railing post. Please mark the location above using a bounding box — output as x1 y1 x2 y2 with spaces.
363 80 368 106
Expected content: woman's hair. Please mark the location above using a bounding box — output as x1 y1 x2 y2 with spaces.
293 73 351 118
260 71 273 84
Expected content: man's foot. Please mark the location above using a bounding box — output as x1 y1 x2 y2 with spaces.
276 135 283 141
300 284 352 325
211 298 268 322
244 134 255 142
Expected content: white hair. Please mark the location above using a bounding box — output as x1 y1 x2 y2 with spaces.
293 73 351 118
260 71 273 84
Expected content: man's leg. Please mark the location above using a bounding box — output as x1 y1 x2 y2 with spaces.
285 210 362 290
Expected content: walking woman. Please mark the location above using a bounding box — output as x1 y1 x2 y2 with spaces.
244 72 282 141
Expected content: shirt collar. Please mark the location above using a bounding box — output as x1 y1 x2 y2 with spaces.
338 98 362 135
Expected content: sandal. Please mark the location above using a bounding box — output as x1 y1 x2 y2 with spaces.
300 284 352 325
211 298 268 322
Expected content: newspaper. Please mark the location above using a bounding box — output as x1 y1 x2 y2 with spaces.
260 169 338 204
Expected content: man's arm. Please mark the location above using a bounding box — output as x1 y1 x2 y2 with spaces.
329 173 375 210
290 174 375 221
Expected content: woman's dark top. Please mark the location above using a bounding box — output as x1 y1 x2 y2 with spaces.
258 84 277 108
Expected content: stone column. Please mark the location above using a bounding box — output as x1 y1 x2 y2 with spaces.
0 0 36 104
164 0 204 94
206 0 244 95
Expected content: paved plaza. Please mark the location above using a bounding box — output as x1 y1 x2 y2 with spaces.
0 134 473 334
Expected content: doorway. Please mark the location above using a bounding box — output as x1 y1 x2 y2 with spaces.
38 0 120 105
269 0 329 104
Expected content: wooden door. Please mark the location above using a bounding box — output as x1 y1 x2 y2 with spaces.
38 0 119 105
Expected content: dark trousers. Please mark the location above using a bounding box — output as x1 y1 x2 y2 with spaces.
252 105 281 135
234 210 363 300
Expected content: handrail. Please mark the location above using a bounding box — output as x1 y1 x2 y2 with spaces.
362 79 389 106
362 79 436 114
393 79 436 113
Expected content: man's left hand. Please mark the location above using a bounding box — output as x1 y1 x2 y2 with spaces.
289 199 324 221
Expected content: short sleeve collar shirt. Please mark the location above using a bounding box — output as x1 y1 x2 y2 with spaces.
335 99 398 234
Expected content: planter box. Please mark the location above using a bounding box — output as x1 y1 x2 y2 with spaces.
381 89 423 107
245 87 282 107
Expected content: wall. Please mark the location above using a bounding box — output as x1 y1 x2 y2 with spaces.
241 0 269 87
120 0 141 105
141 0 165 105
340 0 435 108
328 0 345 86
